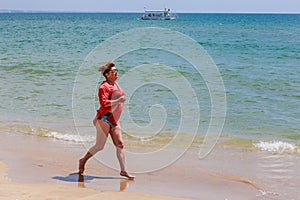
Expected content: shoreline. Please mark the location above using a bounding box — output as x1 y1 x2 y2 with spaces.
1 130 300 199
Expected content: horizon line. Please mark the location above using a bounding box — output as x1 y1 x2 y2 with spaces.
1 9 300 14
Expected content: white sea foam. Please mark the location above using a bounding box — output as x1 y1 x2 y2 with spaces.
254 141 298 154
46 131 94 143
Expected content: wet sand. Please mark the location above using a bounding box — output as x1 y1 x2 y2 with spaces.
0 162 190 200
1 130 298 199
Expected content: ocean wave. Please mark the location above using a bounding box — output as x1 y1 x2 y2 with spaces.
45 131 94 143
253 141 298 154
28 126 95 143
7 123 95 143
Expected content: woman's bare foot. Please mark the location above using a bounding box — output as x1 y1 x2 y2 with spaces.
78 158 85 174
120 171 135 179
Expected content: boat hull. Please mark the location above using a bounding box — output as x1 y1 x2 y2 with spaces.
141 8 177 20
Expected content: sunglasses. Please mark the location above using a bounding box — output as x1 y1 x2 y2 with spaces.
110 68 118 73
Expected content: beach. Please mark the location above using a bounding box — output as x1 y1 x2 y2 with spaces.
0 130 262 200
0 131 190 200
2 129 300 199
0 160 187 200
1 13 299 199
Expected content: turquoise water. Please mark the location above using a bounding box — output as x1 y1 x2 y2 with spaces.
0 13 299 147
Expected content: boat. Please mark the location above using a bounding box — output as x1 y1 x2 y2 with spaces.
141 8 177 20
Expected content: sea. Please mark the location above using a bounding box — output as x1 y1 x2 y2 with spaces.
0 13 299 154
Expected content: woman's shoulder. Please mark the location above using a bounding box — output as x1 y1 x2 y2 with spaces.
99 81 114 90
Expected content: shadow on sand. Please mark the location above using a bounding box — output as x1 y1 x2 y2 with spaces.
52 172 134 191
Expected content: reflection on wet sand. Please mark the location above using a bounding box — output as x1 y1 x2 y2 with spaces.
120 179 135 191
77 173 85 188
53 172 134 191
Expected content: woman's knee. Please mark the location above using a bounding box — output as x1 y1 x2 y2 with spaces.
114 140 124 149
110 127 124 149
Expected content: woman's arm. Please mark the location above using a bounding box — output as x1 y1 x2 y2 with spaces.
104 95 126 107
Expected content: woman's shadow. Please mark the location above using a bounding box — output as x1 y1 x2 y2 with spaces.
52 173 134 191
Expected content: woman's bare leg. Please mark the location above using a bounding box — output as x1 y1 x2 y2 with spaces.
110 126 135 179
79 120 109 174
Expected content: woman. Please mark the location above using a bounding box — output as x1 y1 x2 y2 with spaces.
78 61 135 179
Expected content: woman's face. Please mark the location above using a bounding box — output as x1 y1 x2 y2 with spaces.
106 67 118 80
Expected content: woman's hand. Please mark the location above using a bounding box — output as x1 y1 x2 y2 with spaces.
118 96 126 103
104 95 126 108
